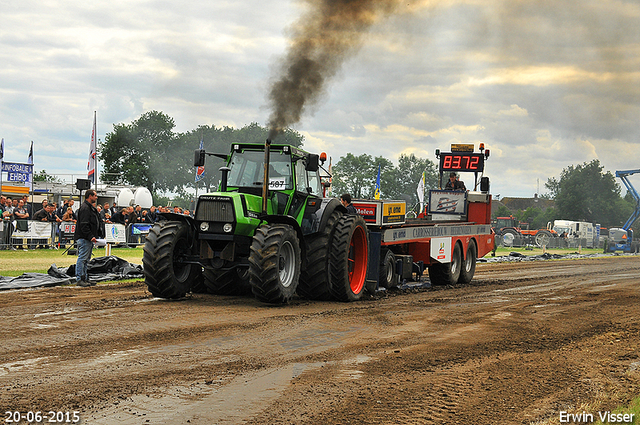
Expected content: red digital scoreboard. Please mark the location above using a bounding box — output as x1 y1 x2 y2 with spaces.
439 153 485 172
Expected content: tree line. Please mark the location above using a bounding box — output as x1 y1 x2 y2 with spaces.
98 111 303 197
99 111 637 230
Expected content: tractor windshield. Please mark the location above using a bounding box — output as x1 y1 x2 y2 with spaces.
496 218 515 228
227 149 293 190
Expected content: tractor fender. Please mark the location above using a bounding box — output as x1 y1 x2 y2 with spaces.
158 212 198 232
314 198 348 234
159 213 198 233
156 213 201 251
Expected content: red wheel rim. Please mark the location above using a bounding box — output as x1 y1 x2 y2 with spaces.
347 225 368 294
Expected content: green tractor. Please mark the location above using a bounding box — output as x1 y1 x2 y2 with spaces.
143 140 369 304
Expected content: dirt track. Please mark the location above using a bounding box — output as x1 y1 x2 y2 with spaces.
2 256 640 425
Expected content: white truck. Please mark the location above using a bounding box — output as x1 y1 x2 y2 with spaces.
548 220 597 248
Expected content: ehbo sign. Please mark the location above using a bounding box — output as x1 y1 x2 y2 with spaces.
1 162 33 187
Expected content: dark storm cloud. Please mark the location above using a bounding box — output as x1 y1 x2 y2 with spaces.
266 0 406 139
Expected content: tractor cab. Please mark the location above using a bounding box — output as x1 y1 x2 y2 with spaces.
225 145 323 198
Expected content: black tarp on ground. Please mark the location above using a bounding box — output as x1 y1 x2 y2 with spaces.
0 273 75 290
0 256 144 291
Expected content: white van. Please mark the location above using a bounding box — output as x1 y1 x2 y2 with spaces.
549 220 596 248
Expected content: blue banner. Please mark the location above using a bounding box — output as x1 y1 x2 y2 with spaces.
1 162 33 187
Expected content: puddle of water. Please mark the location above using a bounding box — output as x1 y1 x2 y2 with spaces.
86 354 374 425
34 307 85 318
83 349 140 369
30 323 58 329
0 357 52 377
85 363 313 425
532 304 559 308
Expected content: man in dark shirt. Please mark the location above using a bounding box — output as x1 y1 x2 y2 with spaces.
32 206 49 221
13 199 29 220
111 207 127 225
74 190 101 287
445 172 466 191
340 193 358 214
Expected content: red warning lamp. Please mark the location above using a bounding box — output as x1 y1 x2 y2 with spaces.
485 149 490 159
320 152 327 165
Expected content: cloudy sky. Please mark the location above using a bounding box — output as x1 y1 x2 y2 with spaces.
1 0 639 199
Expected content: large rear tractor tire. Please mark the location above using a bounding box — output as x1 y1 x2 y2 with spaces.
458 241 477 284
329 215 369 302
143 221 202 299
203 266 252 296
298 210 343 300
248 224 301 304
428 242 462 286
379 248 399 289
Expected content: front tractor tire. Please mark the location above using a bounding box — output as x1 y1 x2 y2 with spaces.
248 224 302 304
330 215 369 302
143 221 202 299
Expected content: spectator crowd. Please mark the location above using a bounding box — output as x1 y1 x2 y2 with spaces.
0 194 194 249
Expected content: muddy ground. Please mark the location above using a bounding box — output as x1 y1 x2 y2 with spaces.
1 256 640 425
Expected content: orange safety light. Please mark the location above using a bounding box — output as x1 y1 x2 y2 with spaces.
479 143 485 151
320 152 327 161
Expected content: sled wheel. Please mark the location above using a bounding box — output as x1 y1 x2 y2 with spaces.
143 221 201 299
203 266 252 295
298 209 343 300
428 242 462 286
330 215 369 302
379 248 398 289
248 224 301 304
458 240 477 284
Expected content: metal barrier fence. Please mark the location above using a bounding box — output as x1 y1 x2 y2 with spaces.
0 220 154 250
496 234 599 249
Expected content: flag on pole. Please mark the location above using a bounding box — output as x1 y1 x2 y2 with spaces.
88 112 97 183
195 137 205 182
327 157 332 196
374 164 381 200
417 171 426 213
27 141 34 192
0 138 4 190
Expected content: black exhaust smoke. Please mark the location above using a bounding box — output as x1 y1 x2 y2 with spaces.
267 0 403 140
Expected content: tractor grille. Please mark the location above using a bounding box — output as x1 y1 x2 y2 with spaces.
196 197 235 222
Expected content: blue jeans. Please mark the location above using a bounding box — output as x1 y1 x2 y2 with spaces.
76 238 93 282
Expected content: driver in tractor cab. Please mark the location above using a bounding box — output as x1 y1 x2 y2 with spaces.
445 172 466 191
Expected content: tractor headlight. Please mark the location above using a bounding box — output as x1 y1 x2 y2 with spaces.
223 223 233 233
200 222 210 232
